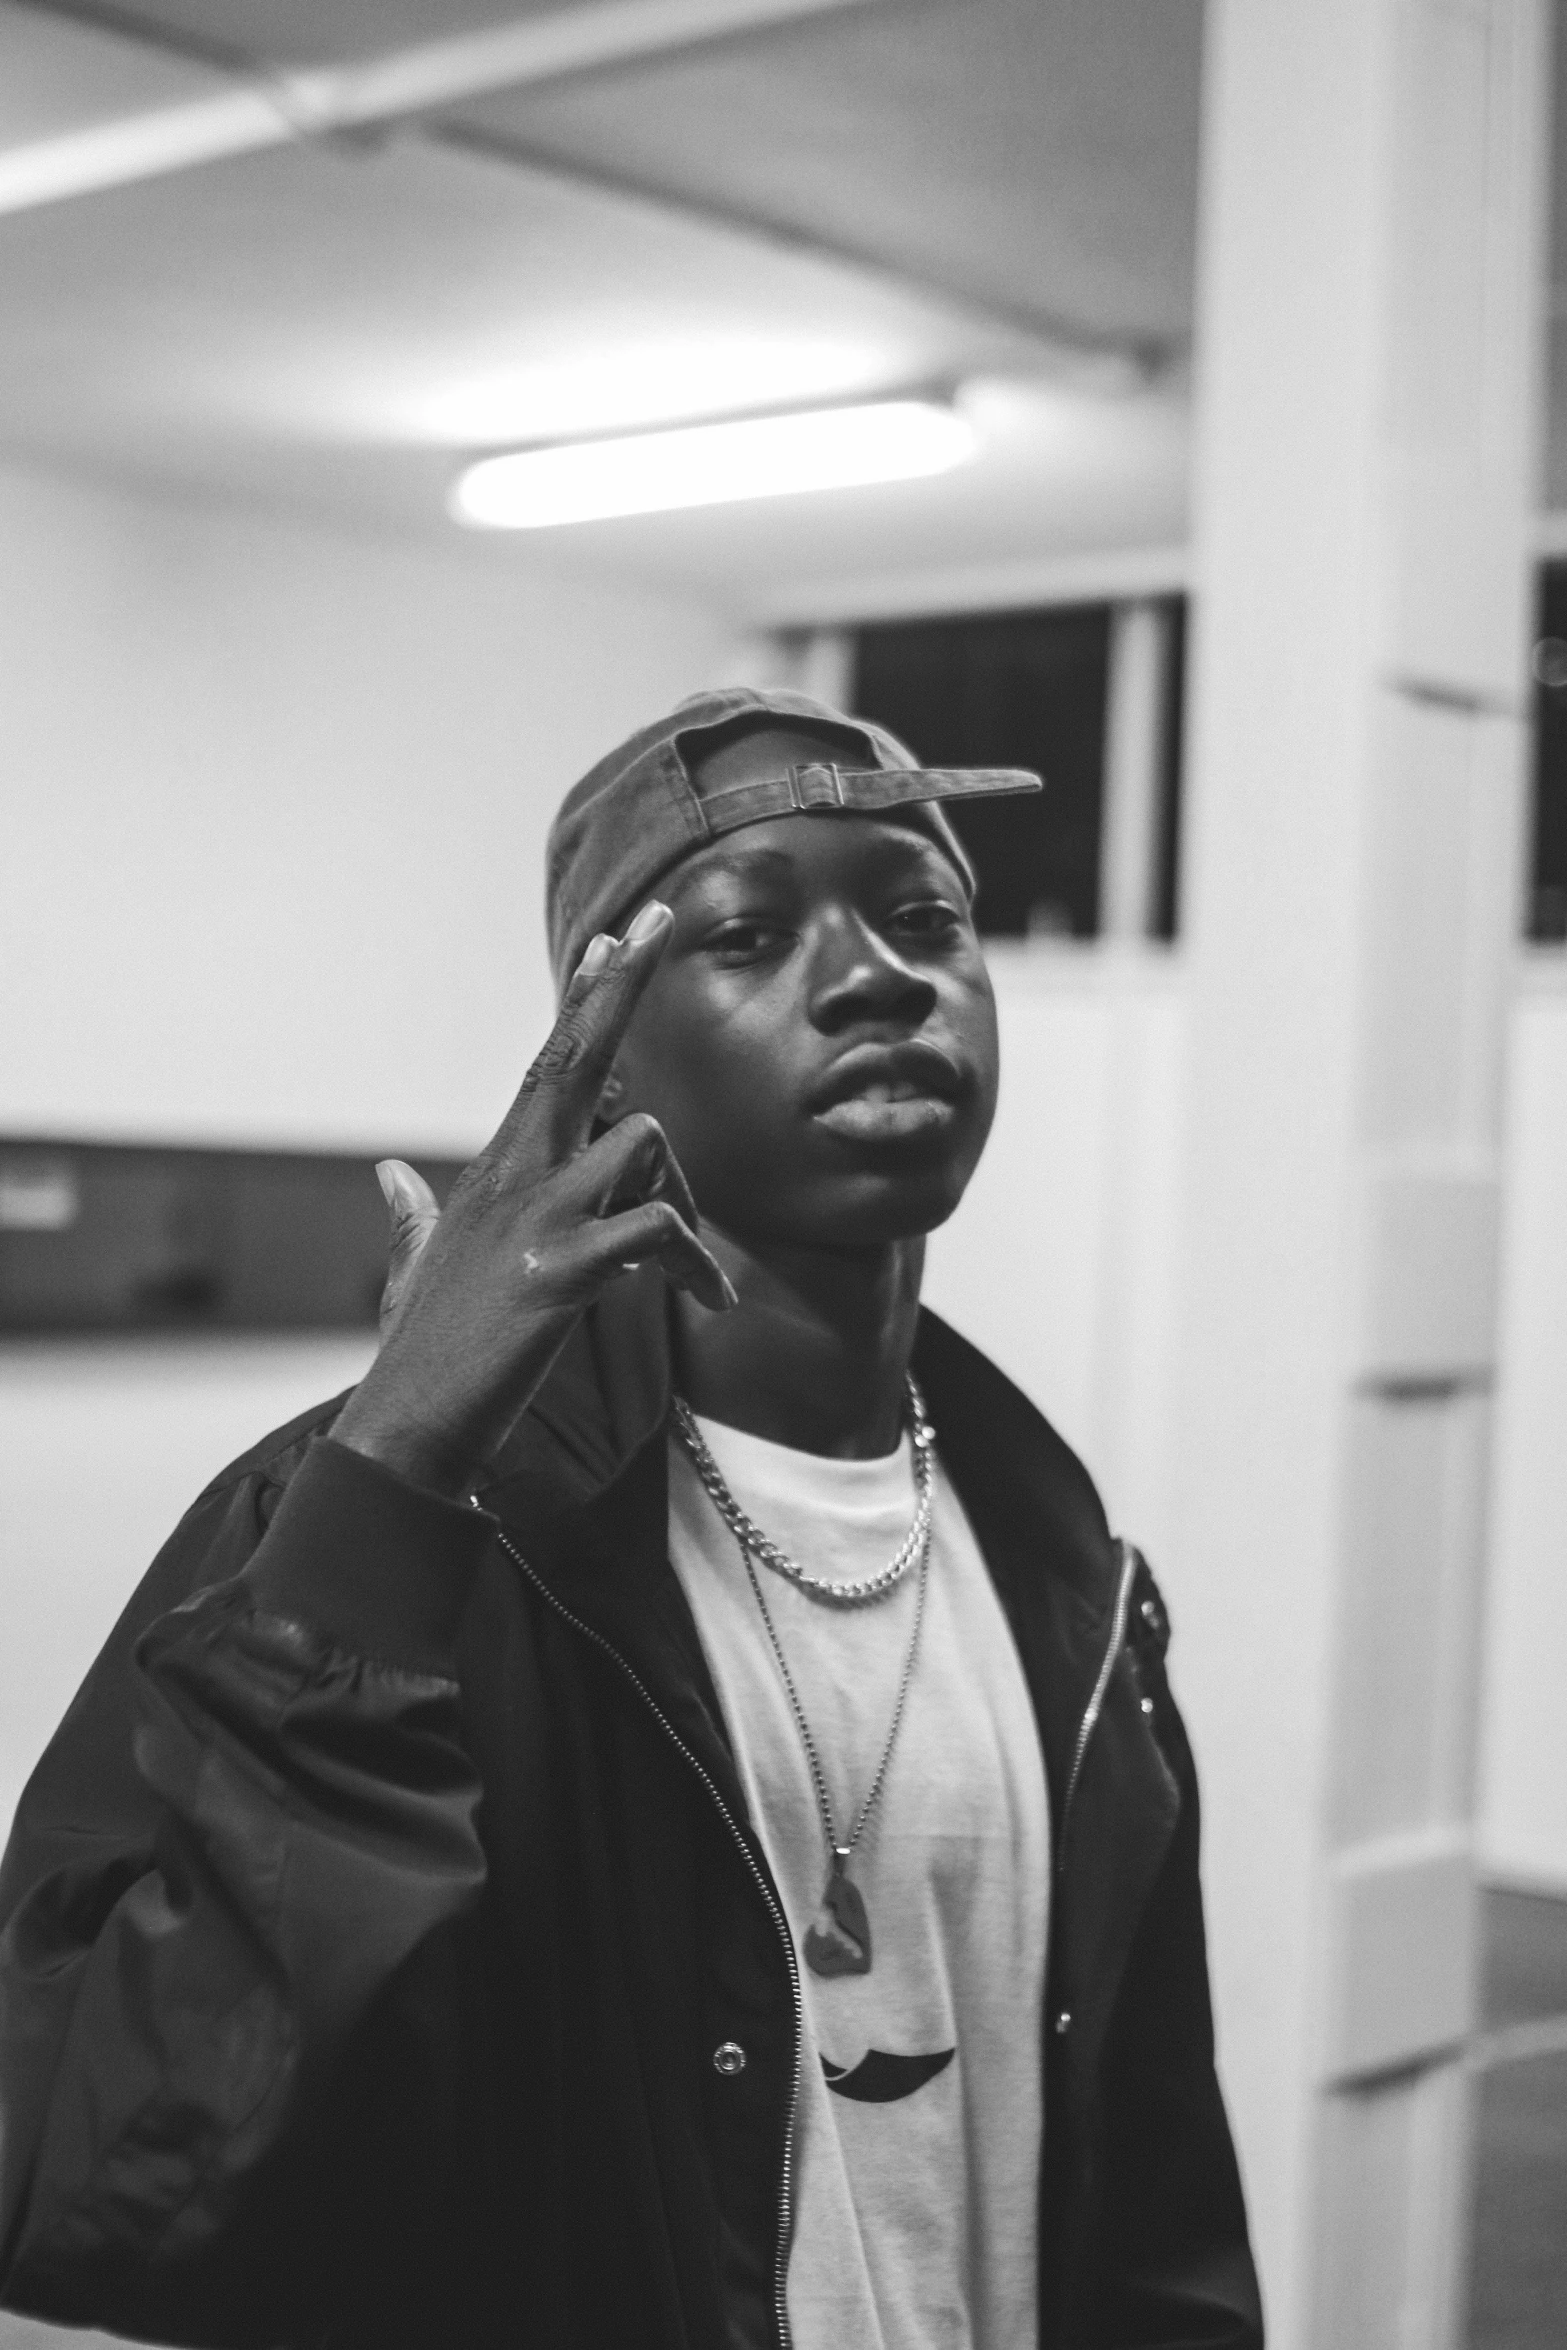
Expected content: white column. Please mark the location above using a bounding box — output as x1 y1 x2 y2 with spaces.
1171 5 1548 2347
1098 598 1171 941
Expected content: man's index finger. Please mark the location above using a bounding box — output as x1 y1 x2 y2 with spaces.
494 907 673 1152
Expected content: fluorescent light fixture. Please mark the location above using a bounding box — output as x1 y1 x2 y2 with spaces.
449 397 975 529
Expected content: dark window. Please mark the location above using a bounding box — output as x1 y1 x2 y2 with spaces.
1151 594 1187 943
852 600 1186 940
1531 560 1567 942
853 604 1110 939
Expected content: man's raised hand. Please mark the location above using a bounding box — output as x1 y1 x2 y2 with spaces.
332 903 732 1496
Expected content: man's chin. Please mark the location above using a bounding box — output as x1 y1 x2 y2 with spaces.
773 1165 976 1249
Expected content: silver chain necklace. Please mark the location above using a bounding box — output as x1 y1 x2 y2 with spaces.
670 1376 935 1609
669 1385 937 1979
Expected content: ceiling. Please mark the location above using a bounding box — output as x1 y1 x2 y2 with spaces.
0 0 1203 614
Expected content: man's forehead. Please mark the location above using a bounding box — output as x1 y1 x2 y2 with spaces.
666 810 967 897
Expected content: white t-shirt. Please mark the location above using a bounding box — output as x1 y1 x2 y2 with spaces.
667 1413 1050 2350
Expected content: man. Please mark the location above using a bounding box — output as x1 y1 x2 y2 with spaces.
0 686 1262 2349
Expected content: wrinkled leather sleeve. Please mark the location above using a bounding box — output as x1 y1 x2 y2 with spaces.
0 1436 494 2346
1089 1620 1265 2350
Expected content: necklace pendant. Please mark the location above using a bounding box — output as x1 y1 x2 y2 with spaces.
804 1848 872 1978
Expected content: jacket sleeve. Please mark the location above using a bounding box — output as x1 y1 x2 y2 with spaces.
1088 1594 1265 2350
0 1433 495 2346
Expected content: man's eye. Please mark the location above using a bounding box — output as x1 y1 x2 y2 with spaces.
890 900 964 939
708 919 787 957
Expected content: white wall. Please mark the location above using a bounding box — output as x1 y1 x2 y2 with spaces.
0 459 743 1153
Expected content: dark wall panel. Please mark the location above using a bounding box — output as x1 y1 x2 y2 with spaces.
0 1140 466 1335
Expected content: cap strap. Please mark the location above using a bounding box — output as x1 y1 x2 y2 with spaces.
694 760 1042 832
790 763 1043 809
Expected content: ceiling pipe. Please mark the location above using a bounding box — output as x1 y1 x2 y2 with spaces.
0 0 886 214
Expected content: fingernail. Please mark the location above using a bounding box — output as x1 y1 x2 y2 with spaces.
626 900 670 946
375 1160 398 1206
579 933 613 978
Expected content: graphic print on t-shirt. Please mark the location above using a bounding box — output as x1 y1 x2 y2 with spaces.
821 2046 956 2102
667 1413 1051 2350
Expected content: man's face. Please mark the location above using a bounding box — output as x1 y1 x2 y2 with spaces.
604 763 1000 1252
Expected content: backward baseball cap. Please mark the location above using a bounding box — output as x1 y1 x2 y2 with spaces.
545 684 1042 994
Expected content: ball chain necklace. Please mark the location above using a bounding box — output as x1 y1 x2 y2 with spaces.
669 1379 935 1979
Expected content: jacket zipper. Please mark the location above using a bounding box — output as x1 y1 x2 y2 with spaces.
492 1526 801 2350
1055 1538 1137 1878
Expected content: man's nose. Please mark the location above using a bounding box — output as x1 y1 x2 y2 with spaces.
808 914 937 1031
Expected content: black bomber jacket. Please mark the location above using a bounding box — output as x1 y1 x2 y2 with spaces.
0 1276 1263 2349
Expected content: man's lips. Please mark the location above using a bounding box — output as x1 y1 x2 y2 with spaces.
807 1041 964 1113
806 1042 965 1142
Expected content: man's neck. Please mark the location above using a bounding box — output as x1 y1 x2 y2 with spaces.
672 1231 923 1459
